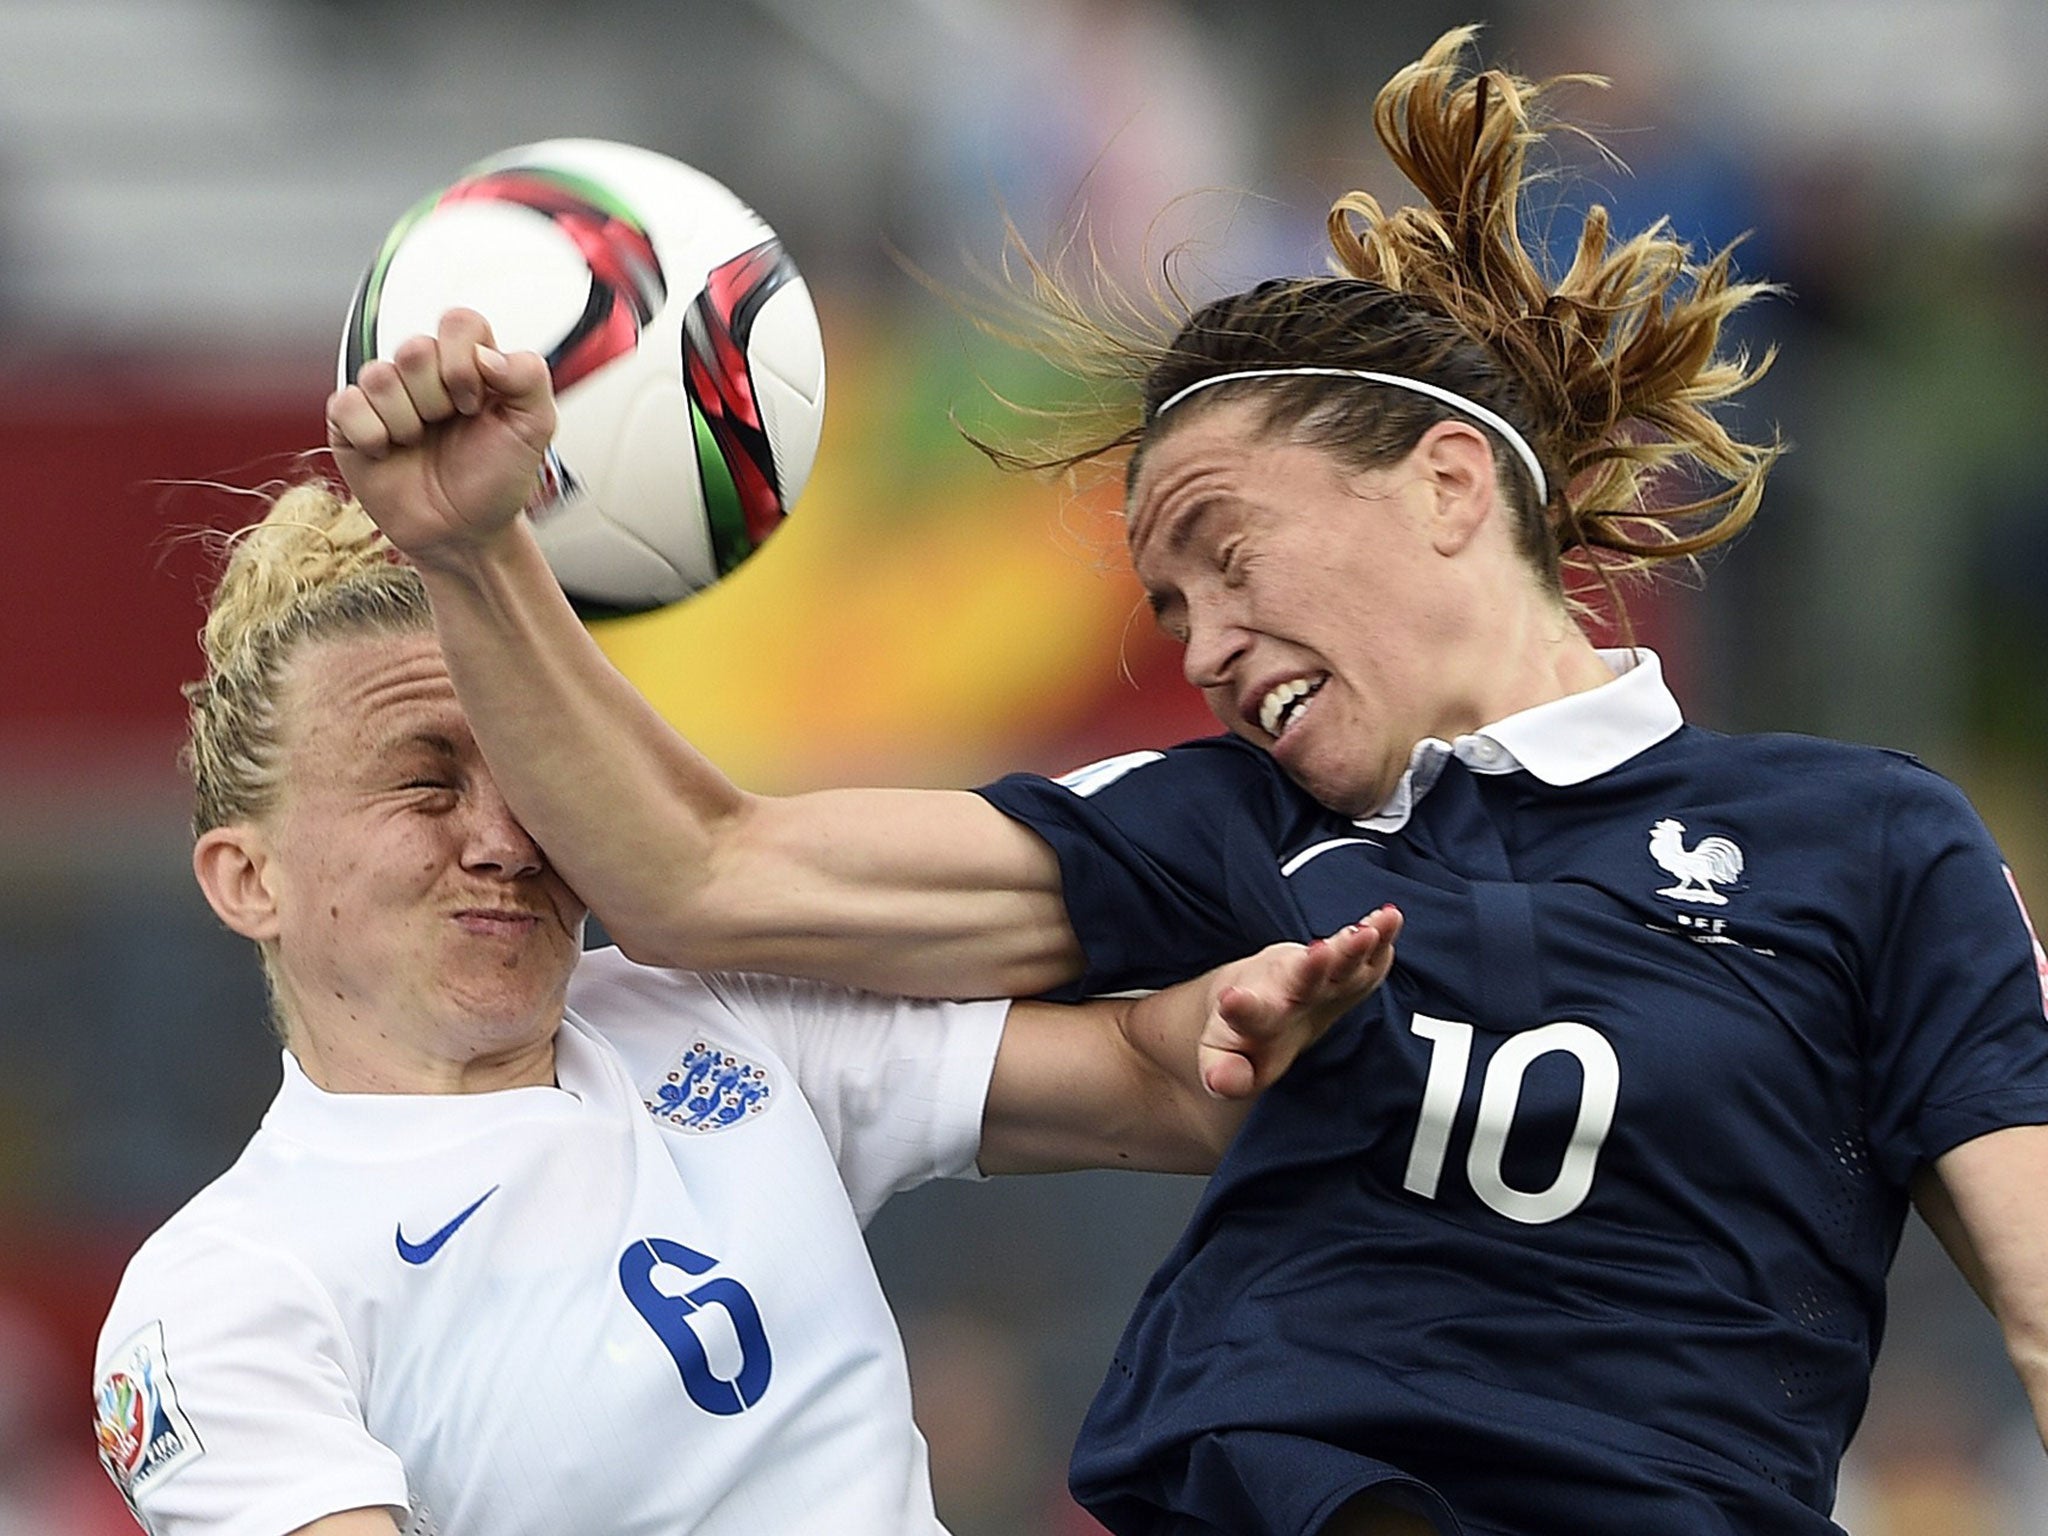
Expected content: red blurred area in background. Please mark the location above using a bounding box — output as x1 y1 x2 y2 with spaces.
0 378 320 766
1 1226 152 1533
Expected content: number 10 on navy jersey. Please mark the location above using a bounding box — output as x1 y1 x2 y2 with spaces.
1402 1016 1620 1225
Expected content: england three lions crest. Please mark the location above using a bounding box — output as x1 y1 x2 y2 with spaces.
646 1040 774 1133
1649 818 1745 906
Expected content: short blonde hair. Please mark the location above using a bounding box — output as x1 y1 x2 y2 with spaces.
182 480 431 835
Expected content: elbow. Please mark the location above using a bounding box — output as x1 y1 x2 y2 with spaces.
600 912 705 970
606 925 665 967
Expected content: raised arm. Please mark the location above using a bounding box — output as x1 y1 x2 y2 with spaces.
327 310 1081 998
980 907 1403 1175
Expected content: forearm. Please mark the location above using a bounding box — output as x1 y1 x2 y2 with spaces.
1986 1284 2048 1447
411 520 1083 995
1119 978 1250 1165
414 519 749 957
981 916 1400 1176
1927 1127 2048 1448
980 990 1235 1177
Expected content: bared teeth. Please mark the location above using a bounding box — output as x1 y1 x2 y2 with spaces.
1259 677 1324 736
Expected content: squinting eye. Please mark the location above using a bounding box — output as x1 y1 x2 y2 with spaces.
1147 606 1188 645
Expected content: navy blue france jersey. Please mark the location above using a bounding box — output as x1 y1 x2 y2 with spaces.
977 657 2048 1536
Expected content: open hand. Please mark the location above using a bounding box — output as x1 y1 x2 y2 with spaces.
1198 905 1403 1099
324 307 558 568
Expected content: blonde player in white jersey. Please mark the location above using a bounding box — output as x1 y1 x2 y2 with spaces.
91 482 1403 1536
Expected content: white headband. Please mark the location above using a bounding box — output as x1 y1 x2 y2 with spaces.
1152 366 1548 503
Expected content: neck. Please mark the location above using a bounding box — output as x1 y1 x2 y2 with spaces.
287 1016 559 1094
1432 587 1614 740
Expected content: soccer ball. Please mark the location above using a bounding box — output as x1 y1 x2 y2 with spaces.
340 138 825 615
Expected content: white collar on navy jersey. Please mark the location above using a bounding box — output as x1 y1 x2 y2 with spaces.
1353 647 1683 834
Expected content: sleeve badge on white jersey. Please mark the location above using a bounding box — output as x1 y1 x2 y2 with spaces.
94 1320 204 1506
645 1039 775 1133
1056 750 1165 798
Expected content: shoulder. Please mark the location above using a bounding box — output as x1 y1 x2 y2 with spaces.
566 945 781 1086
1653 728 1978 823
980 733 1308 835
94 1182 401 1526
96 1185 348 1415
103 1171 327 1321
567 944 902 1044
1743 730 1979 813
1659 723 1910 779
567 945 996 1079
567 943 723 1023
1052 733 1284 796
104 1140 294 1309
1636 731 2004 926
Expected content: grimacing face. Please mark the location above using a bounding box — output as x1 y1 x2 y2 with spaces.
1126 399 1493 817
246 629 586 1057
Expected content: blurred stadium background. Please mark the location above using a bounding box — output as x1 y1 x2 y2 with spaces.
2 0 2045 1531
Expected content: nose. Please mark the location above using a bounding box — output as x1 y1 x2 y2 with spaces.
1181 606 1251 693
462 780 546 880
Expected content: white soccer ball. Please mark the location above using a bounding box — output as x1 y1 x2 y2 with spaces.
340 138 825 615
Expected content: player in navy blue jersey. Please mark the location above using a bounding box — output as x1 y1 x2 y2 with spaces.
328 25 2048 1536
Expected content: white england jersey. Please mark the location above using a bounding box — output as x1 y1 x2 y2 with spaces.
92 947 1008 1536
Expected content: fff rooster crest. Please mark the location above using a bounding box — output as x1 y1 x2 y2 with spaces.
1648 818 1746 906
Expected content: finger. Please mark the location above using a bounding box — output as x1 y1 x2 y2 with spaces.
1212 945 1331 1045
1317 906 1401 989
1201 906 1406 1099
324 384 393 461
1208 931 1389 1064
436 308 495 414
354 358 427 448
391 333 459 424
476 346 560 450
1199 1043 1258 1100
1200 983 1333 1099
477 345 553 403
1363 903 1403 947
1200 992 1269 1098
1243 927 1374 1027
1203 982 1308 1094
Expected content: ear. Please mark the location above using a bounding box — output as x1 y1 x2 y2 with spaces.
1412 418 1502 556
193 824 283 942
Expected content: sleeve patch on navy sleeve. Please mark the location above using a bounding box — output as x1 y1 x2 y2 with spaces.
1055 750 1165 798
94 1320 204 1506
2005 866 2048 1019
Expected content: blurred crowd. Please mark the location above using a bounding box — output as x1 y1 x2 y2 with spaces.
2 1 2045 1532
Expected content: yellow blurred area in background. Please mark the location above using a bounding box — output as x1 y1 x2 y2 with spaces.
590 310 1149 792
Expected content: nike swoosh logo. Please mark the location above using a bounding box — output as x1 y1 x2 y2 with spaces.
395 1185 500 1266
